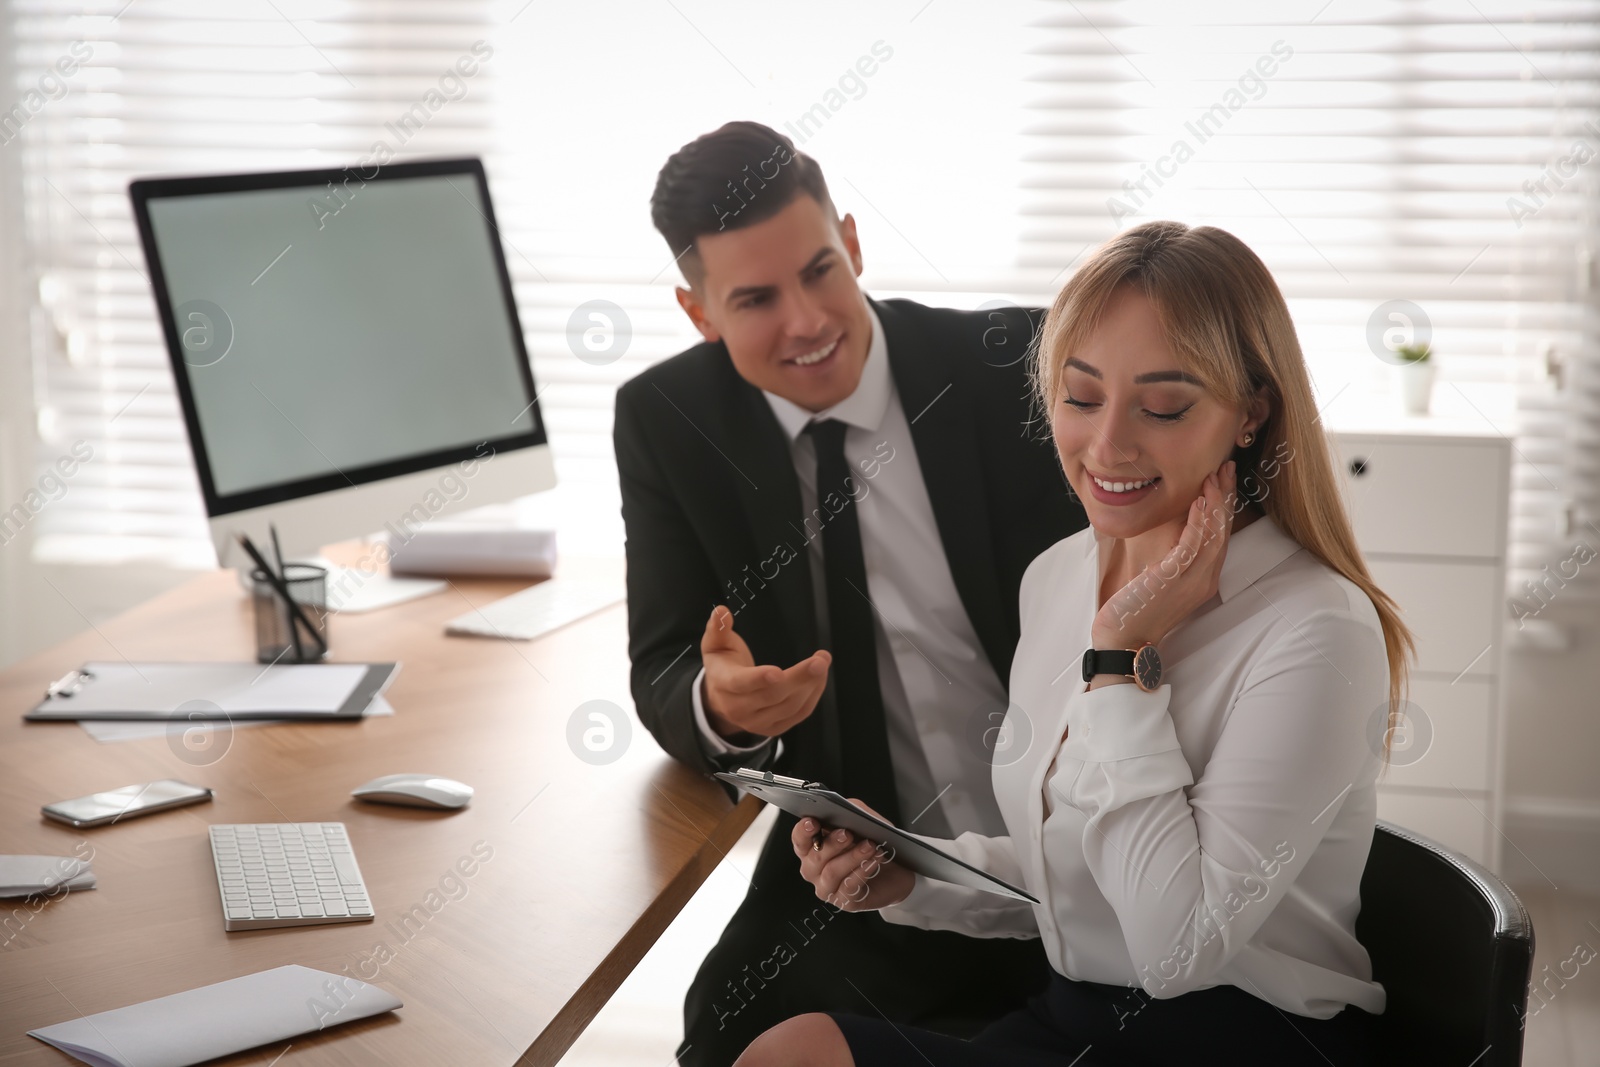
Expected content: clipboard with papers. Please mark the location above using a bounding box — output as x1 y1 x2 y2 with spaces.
25 662 398 721
714 767 1039 903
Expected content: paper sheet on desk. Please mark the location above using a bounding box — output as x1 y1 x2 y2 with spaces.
78 695 395 743
27 964 401 1067
0 855 96 897
52 662 369 716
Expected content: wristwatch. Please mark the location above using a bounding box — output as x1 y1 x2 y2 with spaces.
1081 644 1163 692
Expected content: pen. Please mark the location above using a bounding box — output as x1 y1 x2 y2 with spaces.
805 819 846 853
237 534 325 659
266 523 298 659
248 532 304 662
269 522 287 582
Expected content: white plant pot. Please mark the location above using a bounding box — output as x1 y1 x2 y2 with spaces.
1400 360 1435 415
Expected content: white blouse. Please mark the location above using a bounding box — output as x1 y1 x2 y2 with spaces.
881 515 1389 1020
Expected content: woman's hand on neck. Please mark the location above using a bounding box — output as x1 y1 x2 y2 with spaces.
1091 461 1243 651
1113 514 1192 586
1107 496 1261 587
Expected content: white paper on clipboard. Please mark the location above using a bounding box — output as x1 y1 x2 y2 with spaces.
715 768 1039 903
27 662 396 721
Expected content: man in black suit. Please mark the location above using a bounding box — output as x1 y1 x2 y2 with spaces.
615 121 1088 1066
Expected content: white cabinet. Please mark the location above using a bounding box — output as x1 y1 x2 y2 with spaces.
1381 676 1494 792
1336 440 1505 558
1363 560 1501 675
1330 430 1510 869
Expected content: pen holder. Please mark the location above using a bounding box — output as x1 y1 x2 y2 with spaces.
251 564 330 663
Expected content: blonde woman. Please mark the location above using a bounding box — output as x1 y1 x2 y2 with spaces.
735 221 1413 1067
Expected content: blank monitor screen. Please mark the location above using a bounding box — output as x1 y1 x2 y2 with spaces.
133 159 544 514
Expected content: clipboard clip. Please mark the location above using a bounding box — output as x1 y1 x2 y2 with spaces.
45 667 94 700
731 767 819 789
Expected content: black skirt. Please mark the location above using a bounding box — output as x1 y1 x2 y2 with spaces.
829 971 1377 1067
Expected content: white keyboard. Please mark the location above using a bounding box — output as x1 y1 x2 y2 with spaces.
445 578 624 640
209 823 375 931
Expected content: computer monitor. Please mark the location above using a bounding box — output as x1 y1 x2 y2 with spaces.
130 157 553 584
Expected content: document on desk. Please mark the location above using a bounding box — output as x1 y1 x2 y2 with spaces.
27 964 401 1067
77 694 395 743
0 855 96 897
26 662 397 721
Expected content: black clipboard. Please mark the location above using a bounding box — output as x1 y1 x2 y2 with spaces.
26 662 398 721
715 768 1039 903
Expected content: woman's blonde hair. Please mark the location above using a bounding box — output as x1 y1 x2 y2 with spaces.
1035 220 1413 761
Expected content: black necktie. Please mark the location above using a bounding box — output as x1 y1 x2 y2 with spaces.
804 418 901 826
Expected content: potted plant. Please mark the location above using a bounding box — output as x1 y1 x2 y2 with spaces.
1395 342 1434 415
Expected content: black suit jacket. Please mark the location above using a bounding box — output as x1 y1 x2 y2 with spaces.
614 296 1087 791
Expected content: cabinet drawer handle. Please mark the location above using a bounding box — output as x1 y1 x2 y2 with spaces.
1349 457 1370 477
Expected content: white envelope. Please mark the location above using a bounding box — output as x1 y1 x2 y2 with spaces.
28 964 402 1067
0 855 96 897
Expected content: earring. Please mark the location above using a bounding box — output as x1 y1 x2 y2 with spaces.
1241 432 1255 447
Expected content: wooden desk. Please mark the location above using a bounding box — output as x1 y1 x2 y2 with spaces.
0 560 760 1065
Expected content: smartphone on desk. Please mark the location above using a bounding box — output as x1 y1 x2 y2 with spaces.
42 778 213 828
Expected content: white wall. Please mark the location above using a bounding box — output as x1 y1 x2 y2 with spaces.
1502 634 1600 892
0 3 32 667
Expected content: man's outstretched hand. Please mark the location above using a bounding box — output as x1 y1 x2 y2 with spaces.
700 605 830 742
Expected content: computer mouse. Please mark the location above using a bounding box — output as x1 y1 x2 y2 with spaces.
352 773 473 810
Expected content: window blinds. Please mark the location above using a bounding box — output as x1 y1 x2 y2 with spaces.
1015 0 1600 619
11 1 506 565
7 0 1596 625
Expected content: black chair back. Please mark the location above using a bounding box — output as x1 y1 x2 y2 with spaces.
1357 820 1535 1066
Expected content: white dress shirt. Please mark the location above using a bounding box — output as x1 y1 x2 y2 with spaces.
881 514 1390 1020
690 302 1012 839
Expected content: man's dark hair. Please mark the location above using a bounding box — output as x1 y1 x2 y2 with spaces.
650 120 836 288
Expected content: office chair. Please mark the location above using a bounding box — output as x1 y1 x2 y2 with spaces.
1356 820 1535 1067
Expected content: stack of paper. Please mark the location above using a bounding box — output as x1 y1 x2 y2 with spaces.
0 855 96 898
387 523 557 578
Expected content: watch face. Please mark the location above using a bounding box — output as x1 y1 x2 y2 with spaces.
1133 645 1163 691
